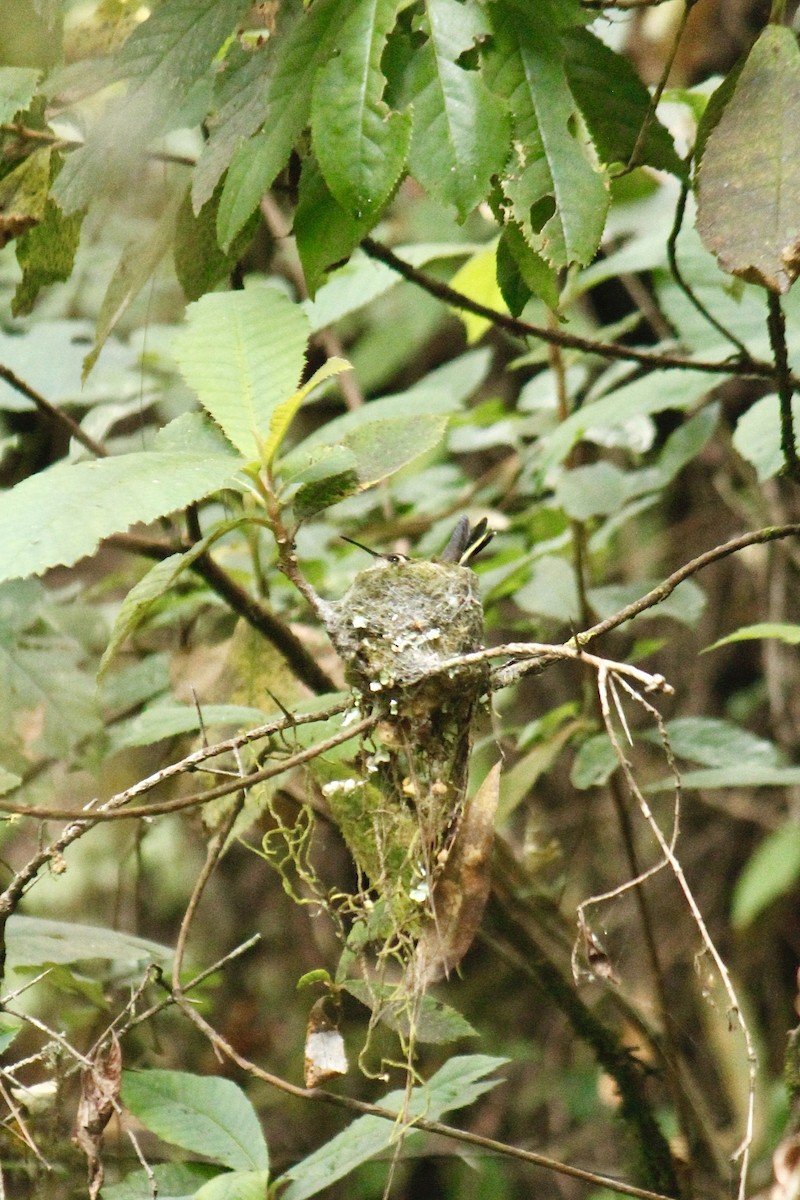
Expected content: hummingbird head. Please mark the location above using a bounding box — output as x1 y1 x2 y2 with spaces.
341 536 410 566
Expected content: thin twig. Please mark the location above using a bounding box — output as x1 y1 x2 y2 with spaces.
0 363 107 457
360 237 779 383
0 714 376 822
766 291 800 484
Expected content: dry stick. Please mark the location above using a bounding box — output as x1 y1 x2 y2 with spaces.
0 714 375 824
360 237 781 382
166 983 676 1200
596 671 757 1200
0 700 350 819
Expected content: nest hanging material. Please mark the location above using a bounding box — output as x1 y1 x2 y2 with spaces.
321 557 491 962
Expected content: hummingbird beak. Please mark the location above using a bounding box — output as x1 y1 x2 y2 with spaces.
341 535 382 558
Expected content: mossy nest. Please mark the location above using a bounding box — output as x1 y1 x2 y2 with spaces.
323 560 488 701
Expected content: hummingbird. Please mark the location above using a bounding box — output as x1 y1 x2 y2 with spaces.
342 515 493 568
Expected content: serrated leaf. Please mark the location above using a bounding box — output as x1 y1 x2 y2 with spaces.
173 288 309 459
696 27 800 293
293 470 360 519
5 916 172 970
0 146 51 248
344 412 449 486
277 1055 506 1200
174 182 259 303
263 356 351 466
485 0 608 266
406 0 510 220
13 194 83 315
312 0 410 218
83 184 184 378
213 0 346 246
121 1070 269 1172
732 824 800 927
497 222 560 313
705 621 800 651
0 450 240 584
563 28 685 177
0 66 40 123
55 0 249 214
294 156 382 297
192 34 288 213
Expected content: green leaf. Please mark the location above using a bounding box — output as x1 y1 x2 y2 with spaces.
338 412 449 487
312 0 410 218
0 765 22 796
497 222 560 313
650 765 800 790
342 979 478 1043
705 622 800 651
213 0 346 246
5 916 172 970
294 156 383 297
650 717 783 769
110 703 269 750
174 182 260 303
405 0 510 220
447 243 507 342
13 195 83 316
556 461 632 520
696 27 800 293
571 734 619 790
173 288 309 459
121 1069 269 1172
192 28 294 213
733 393 800 481
588 578 706 628
0 146 51 244
277 1055 506 1200
99 520 247 678
0 66 40 122
194 1172 270 1200
55 0 250 214
485 0 608 266
263 356 351 466
83 184 184 378
102 1162 219 1200
732 824 800 927
293 470 360 519
0 450 241 584
562 28 685 177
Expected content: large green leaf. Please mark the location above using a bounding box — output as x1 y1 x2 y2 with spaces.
102 1162 219 1200
214 0 347 247
405 0 510 220
278 1055 506 1200
5 916 173 970
0 449 240 583
562 28 684 178
294 155 385 297
311 0 410 218
732 824 800 927
485 0 608 266
121 1070 269 1172
55 0 249 214
172 288 309 460
0 66 40 123
697 27 800 293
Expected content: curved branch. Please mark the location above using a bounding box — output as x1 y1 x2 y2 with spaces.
360 237 782 383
